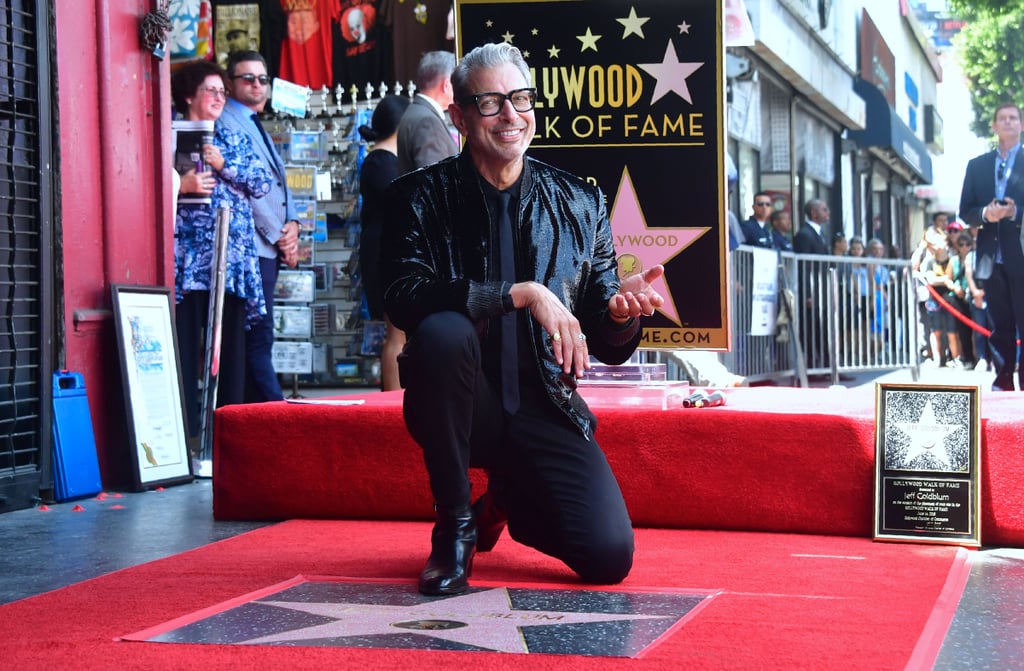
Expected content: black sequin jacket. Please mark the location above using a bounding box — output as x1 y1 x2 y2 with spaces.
382 148 641 438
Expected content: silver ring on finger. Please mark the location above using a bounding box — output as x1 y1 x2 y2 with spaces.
577 332 587 342
551 331 561 342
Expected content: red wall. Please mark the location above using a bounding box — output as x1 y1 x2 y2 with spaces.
55 0 174 487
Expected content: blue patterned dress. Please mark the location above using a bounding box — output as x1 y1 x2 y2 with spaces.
174 121 272 323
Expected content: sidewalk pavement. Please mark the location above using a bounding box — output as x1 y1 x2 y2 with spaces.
816 361 999 391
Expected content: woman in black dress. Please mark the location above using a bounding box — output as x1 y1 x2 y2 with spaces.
358 94 411 390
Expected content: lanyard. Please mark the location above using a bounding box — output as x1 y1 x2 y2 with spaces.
995 145 1021 199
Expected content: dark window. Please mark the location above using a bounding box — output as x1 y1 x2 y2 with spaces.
1 0 54 512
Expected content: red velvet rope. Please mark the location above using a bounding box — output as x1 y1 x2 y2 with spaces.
921 279 992 337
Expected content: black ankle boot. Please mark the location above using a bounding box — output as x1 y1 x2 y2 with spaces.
419 504 477 596
473 490 507 552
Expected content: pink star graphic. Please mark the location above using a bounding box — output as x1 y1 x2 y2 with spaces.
610 167 708 325
638 41 704 105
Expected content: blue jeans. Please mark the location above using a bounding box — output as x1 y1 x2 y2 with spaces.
245 256 284 402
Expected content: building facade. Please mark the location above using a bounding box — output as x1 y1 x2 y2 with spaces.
0 0 947 511
727 0 941 255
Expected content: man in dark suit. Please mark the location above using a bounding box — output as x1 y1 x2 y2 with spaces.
395 50 459 175
739 192 775 248
793 199 831 370
221 51 300 402
793 199 830 254
958 102 1024 391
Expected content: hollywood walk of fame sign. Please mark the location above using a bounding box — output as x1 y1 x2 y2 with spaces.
873 383 981 547
454 0 728 349
122 577 717 657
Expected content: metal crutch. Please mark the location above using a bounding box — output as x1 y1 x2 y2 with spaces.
197 206 230 478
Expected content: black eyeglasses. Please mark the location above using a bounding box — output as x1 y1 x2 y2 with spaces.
998 160 1007 180
457 88 537 116
232 73 270 86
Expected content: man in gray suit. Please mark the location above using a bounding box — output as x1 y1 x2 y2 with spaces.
222 50 300 402
396 50 459 174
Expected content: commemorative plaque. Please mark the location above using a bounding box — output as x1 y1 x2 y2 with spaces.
873 383 981 547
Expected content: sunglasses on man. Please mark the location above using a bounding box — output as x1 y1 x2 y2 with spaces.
232 73 270 86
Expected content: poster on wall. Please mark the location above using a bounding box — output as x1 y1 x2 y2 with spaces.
454 0 728 350
110 285 193 490
214 2 261 68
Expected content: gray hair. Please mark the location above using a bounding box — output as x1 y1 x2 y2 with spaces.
451 42 532 99
415 51 457 91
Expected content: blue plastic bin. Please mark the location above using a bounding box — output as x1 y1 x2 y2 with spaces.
51 371 103 502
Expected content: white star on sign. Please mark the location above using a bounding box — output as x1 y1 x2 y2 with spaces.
240 587 668 653
502 30 515 44
638 41 703 105
617 7 650 39
892 399 960 470
577 27 602 52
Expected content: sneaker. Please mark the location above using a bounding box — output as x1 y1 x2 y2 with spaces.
946 359 961 369
976 358 987 372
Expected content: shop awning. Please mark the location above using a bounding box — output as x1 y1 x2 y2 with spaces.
848 78 933 184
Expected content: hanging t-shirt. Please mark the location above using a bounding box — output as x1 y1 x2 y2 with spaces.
381 0 453 87
332 0 393 95
277 0 335 90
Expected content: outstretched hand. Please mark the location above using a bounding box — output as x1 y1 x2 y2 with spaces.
609 264 665 321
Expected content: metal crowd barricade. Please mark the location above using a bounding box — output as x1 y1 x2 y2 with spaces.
723 246 919 386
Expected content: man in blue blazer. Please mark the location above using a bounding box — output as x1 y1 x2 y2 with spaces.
222 51 300 402
958 102 1024 391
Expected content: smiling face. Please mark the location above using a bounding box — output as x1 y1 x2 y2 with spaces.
188 74 227 121
449 62 535 187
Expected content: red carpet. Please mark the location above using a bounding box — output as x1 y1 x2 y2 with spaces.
213 387 1024 546
0 520 970 670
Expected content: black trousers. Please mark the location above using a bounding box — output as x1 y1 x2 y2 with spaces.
399 311 634 583
984 263 1024 388
175 292 247 439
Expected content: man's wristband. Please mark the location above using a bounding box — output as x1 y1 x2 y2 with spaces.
500 282 515 313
